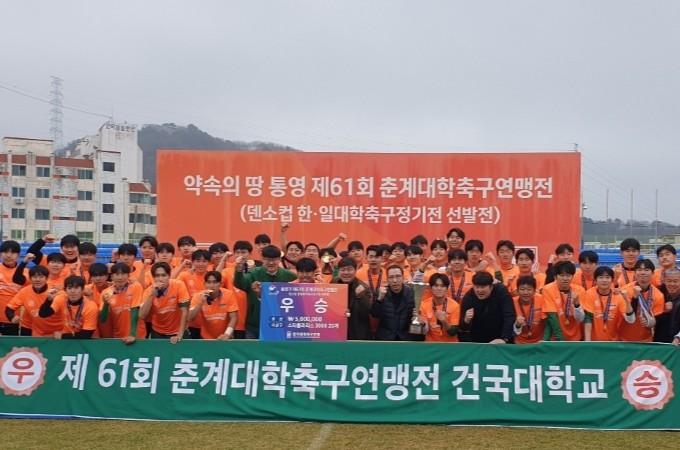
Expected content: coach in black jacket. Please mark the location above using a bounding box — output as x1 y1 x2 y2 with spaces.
371 265 420 341
458 271 516 343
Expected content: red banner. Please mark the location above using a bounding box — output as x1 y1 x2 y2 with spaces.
157 151 580 266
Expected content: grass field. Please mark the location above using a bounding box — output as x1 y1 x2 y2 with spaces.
2 420 677 449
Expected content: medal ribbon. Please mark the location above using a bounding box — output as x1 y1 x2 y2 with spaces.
563 290 573 318
368 270 382 300
519 298 535 331
450 275 465 302
602 291 614 324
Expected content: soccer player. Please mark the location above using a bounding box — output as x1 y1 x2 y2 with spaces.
614 238 641 287
5 266 54 336
429 239 449 272
23 234 80 277
574 250 598 291
541 261 585 341
496 240 519 284
208 242 231 271
356 245 386 300
446 227 465 251
188 271 238 340
0 240 27 335
583 266 635 341
295 257 318 283
545 243 575 284
512 276 546 344
653 244 678 287
282 241 303 271
221 240 253 339
464 239 491 274
117 243 151 288
138 235 158 264
140 262 191 343
99 263 145 344
347 241 365 271
39 275 98 339
446 249 474 303
156 242 176 266
618 259 665 342
77 242 98 282
84 263 113 338
389 242 409 269
410 234 429 257
507 248 545 296
234 245 296 339
419 273 459 342
178 249 211 339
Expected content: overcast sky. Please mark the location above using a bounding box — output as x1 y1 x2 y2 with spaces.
1 1 679 223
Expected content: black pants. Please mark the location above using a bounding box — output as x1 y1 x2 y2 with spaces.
0 322 19 336
188 327 203 339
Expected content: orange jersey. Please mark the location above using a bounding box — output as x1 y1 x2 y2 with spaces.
144 279 190 335
499 265 520 284
190 288 239 339
178 271 208 328
130 261 153 288
574 269 595 291
582 288 629 341
0 263 28 322
356 267 387 293
447 272 474 303
46 273 67 290
618 283 665 342
615 266 637 288
85 282 113 338
52 296 99 335
507 272 546 296
102 283 146 339
221 267 248 332
40 257 80 279
541 282 586 341
513 294 546 344
6 286 52 331
419 296 460 342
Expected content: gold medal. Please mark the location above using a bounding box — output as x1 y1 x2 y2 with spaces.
565 319 570 326
528 331 533 337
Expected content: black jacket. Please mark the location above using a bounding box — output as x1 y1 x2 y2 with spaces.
335 278 373 340
370 284 418 341
458 283 516 343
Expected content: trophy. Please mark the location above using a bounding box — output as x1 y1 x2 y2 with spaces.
407 281 428 335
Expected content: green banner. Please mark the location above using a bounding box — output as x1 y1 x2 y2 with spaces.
0 338 678 429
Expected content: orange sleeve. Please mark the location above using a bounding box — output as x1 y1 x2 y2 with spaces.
447 301 460 326
130 284 143 309
177 281 190 303
51 293 67 314
7 289 26 310
190 293 203 309
223 289 239 313
581 290 595 314
541 288 557 314
652 290 665 315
